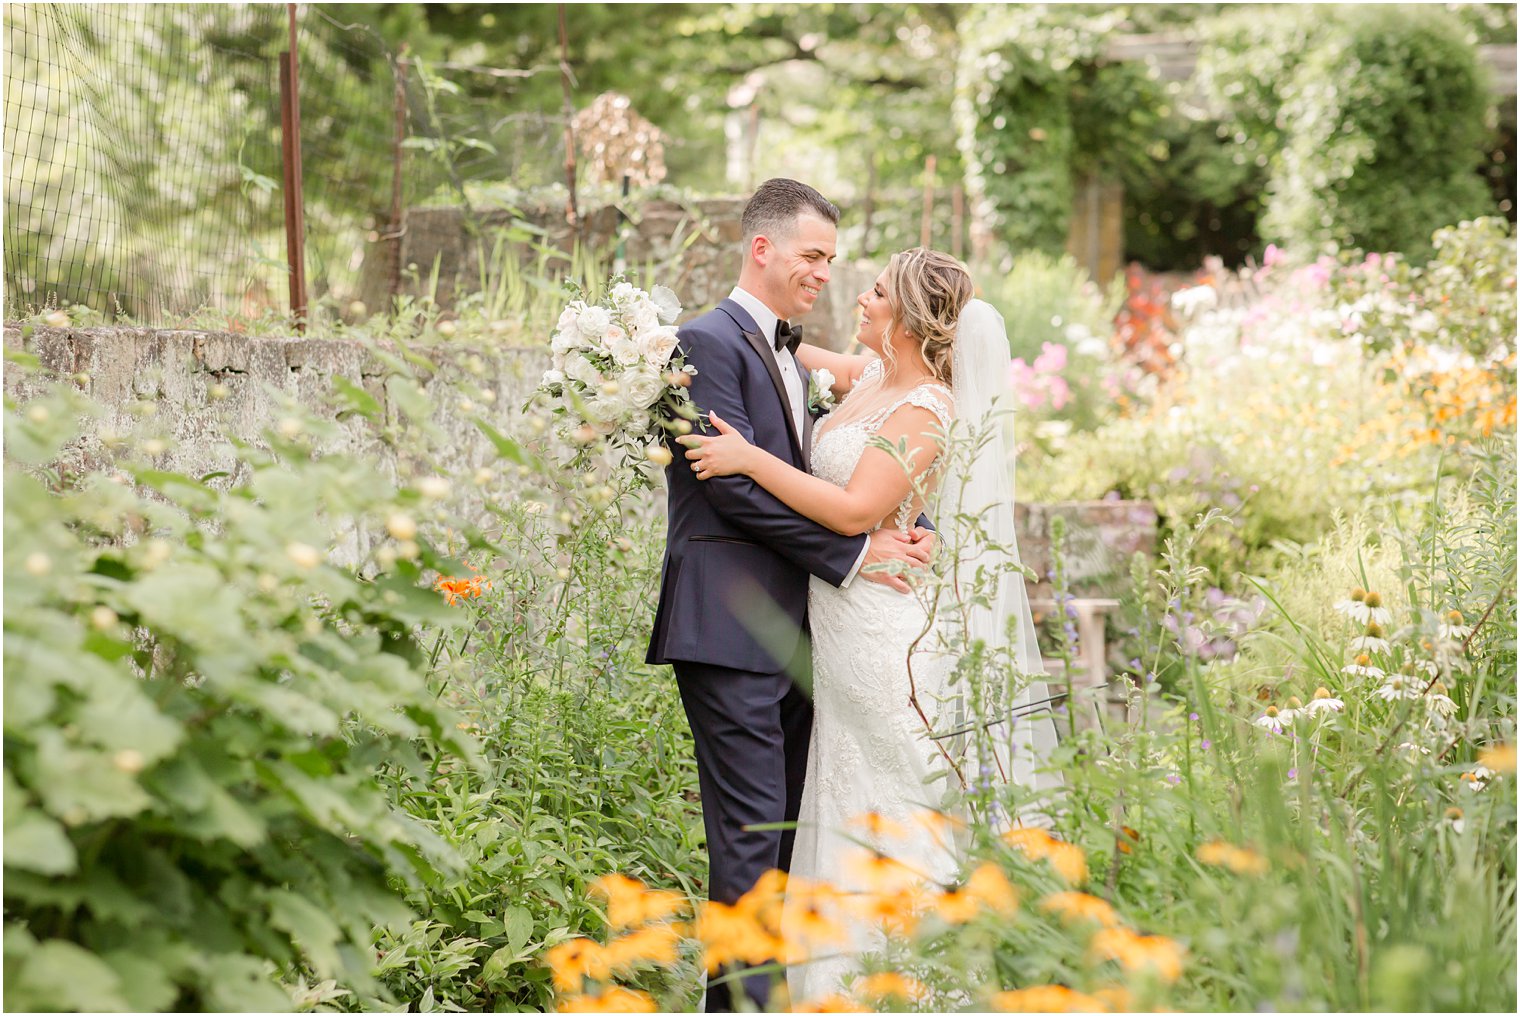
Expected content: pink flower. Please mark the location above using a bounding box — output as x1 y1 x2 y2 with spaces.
1033 342 1068 374
1263 244 1286 268
1048 376 1071 410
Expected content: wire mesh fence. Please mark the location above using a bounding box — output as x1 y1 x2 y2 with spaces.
3 2 571 327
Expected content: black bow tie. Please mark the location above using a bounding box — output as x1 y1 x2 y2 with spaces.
774 320 802 355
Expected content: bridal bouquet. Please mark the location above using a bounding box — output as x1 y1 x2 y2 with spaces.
530 279 699 477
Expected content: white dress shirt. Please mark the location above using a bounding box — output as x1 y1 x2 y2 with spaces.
728 287 867 586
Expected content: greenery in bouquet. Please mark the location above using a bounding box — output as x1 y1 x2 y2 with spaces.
529 278 700 483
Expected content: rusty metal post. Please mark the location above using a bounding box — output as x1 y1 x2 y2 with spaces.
390 46 409 301
278 3 308 330
919 154 936 249
557 4 578 228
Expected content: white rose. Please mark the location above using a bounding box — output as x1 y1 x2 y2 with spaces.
627 301 661 337
565 351 602 387
650 285 681 324
578 305 612 339
624 413 650 437
623 365 666 408
610 282 636 306
556 302 584 335
540 368 566 387
638 325 681 368
607 332 642 367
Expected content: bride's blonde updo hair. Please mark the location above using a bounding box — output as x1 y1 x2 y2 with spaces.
881 247 974 387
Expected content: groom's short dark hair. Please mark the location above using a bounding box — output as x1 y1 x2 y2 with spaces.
742 178 840 244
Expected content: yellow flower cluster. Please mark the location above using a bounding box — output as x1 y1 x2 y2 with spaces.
1195 840 1270 876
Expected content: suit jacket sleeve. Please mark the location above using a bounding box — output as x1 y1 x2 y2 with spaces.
680 324 867 587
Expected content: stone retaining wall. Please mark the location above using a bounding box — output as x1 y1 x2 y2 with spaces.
4 325 1154 592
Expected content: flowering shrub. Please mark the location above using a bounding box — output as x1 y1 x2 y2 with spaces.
2 353 477 1011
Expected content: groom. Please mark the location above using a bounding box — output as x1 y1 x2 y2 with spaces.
646 178 931 1011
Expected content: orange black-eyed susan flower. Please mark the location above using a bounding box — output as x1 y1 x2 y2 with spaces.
989 984 1109 1012
1115 825 1140 854
793 992 869 1013
1090 926 1186 982
1196 840 1269 876
555 985 657 1012
964 862 1019 916
1039 891 1123 928
591 873 687 929
853 972 928 1003
846 849 921 894
1479 743 1516 773
695 899 777 973
603 921 683 970
850 810 910 840
1003 827 1089 884
544 937 611 994
850 885 927 937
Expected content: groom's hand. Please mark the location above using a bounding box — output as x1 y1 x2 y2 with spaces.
862 530 933 593
907 525 937 560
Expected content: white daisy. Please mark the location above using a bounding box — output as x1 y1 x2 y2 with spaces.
1303 687 1345 716
1425 682 1457 718
1375 674 1423 701
1343 652 1386 679
1253 706 1287 733
1349 635 1392 654
1395 741 1432 758
1438 610 1472 641
1460 765 1494 792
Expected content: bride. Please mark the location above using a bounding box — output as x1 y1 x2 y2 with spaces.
682 247 1060 1003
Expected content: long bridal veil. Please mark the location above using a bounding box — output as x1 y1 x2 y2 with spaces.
938 298 1064 822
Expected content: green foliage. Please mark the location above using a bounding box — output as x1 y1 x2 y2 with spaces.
1328 216 1518 360
1 360 484 1010
1200 4 1495 261
954 5 1164 264
356 462 708 1011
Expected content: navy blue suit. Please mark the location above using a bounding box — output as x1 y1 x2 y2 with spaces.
646 299 865 1011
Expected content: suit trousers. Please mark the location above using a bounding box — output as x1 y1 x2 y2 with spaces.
674 659 813 1012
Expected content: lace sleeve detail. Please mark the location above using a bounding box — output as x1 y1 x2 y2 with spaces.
859 383 955 435
902 384 955 431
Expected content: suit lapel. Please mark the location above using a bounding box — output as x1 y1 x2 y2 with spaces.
719 300 805 467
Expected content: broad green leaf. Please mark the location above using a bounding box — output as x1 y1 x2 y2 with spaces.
2 806 77 875
503 905 535 953
31 729 151 822
266 889 345 978
5 937 130 1013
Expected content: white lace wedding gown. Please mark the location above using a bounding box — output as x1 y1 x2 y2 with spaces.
785 361 964 1005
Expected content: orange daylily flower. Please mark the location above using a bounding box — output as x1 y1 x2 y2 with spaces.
434 571 491 605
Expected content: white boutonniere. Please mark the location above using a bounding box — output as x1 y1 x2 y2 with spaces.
807 368 837 414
